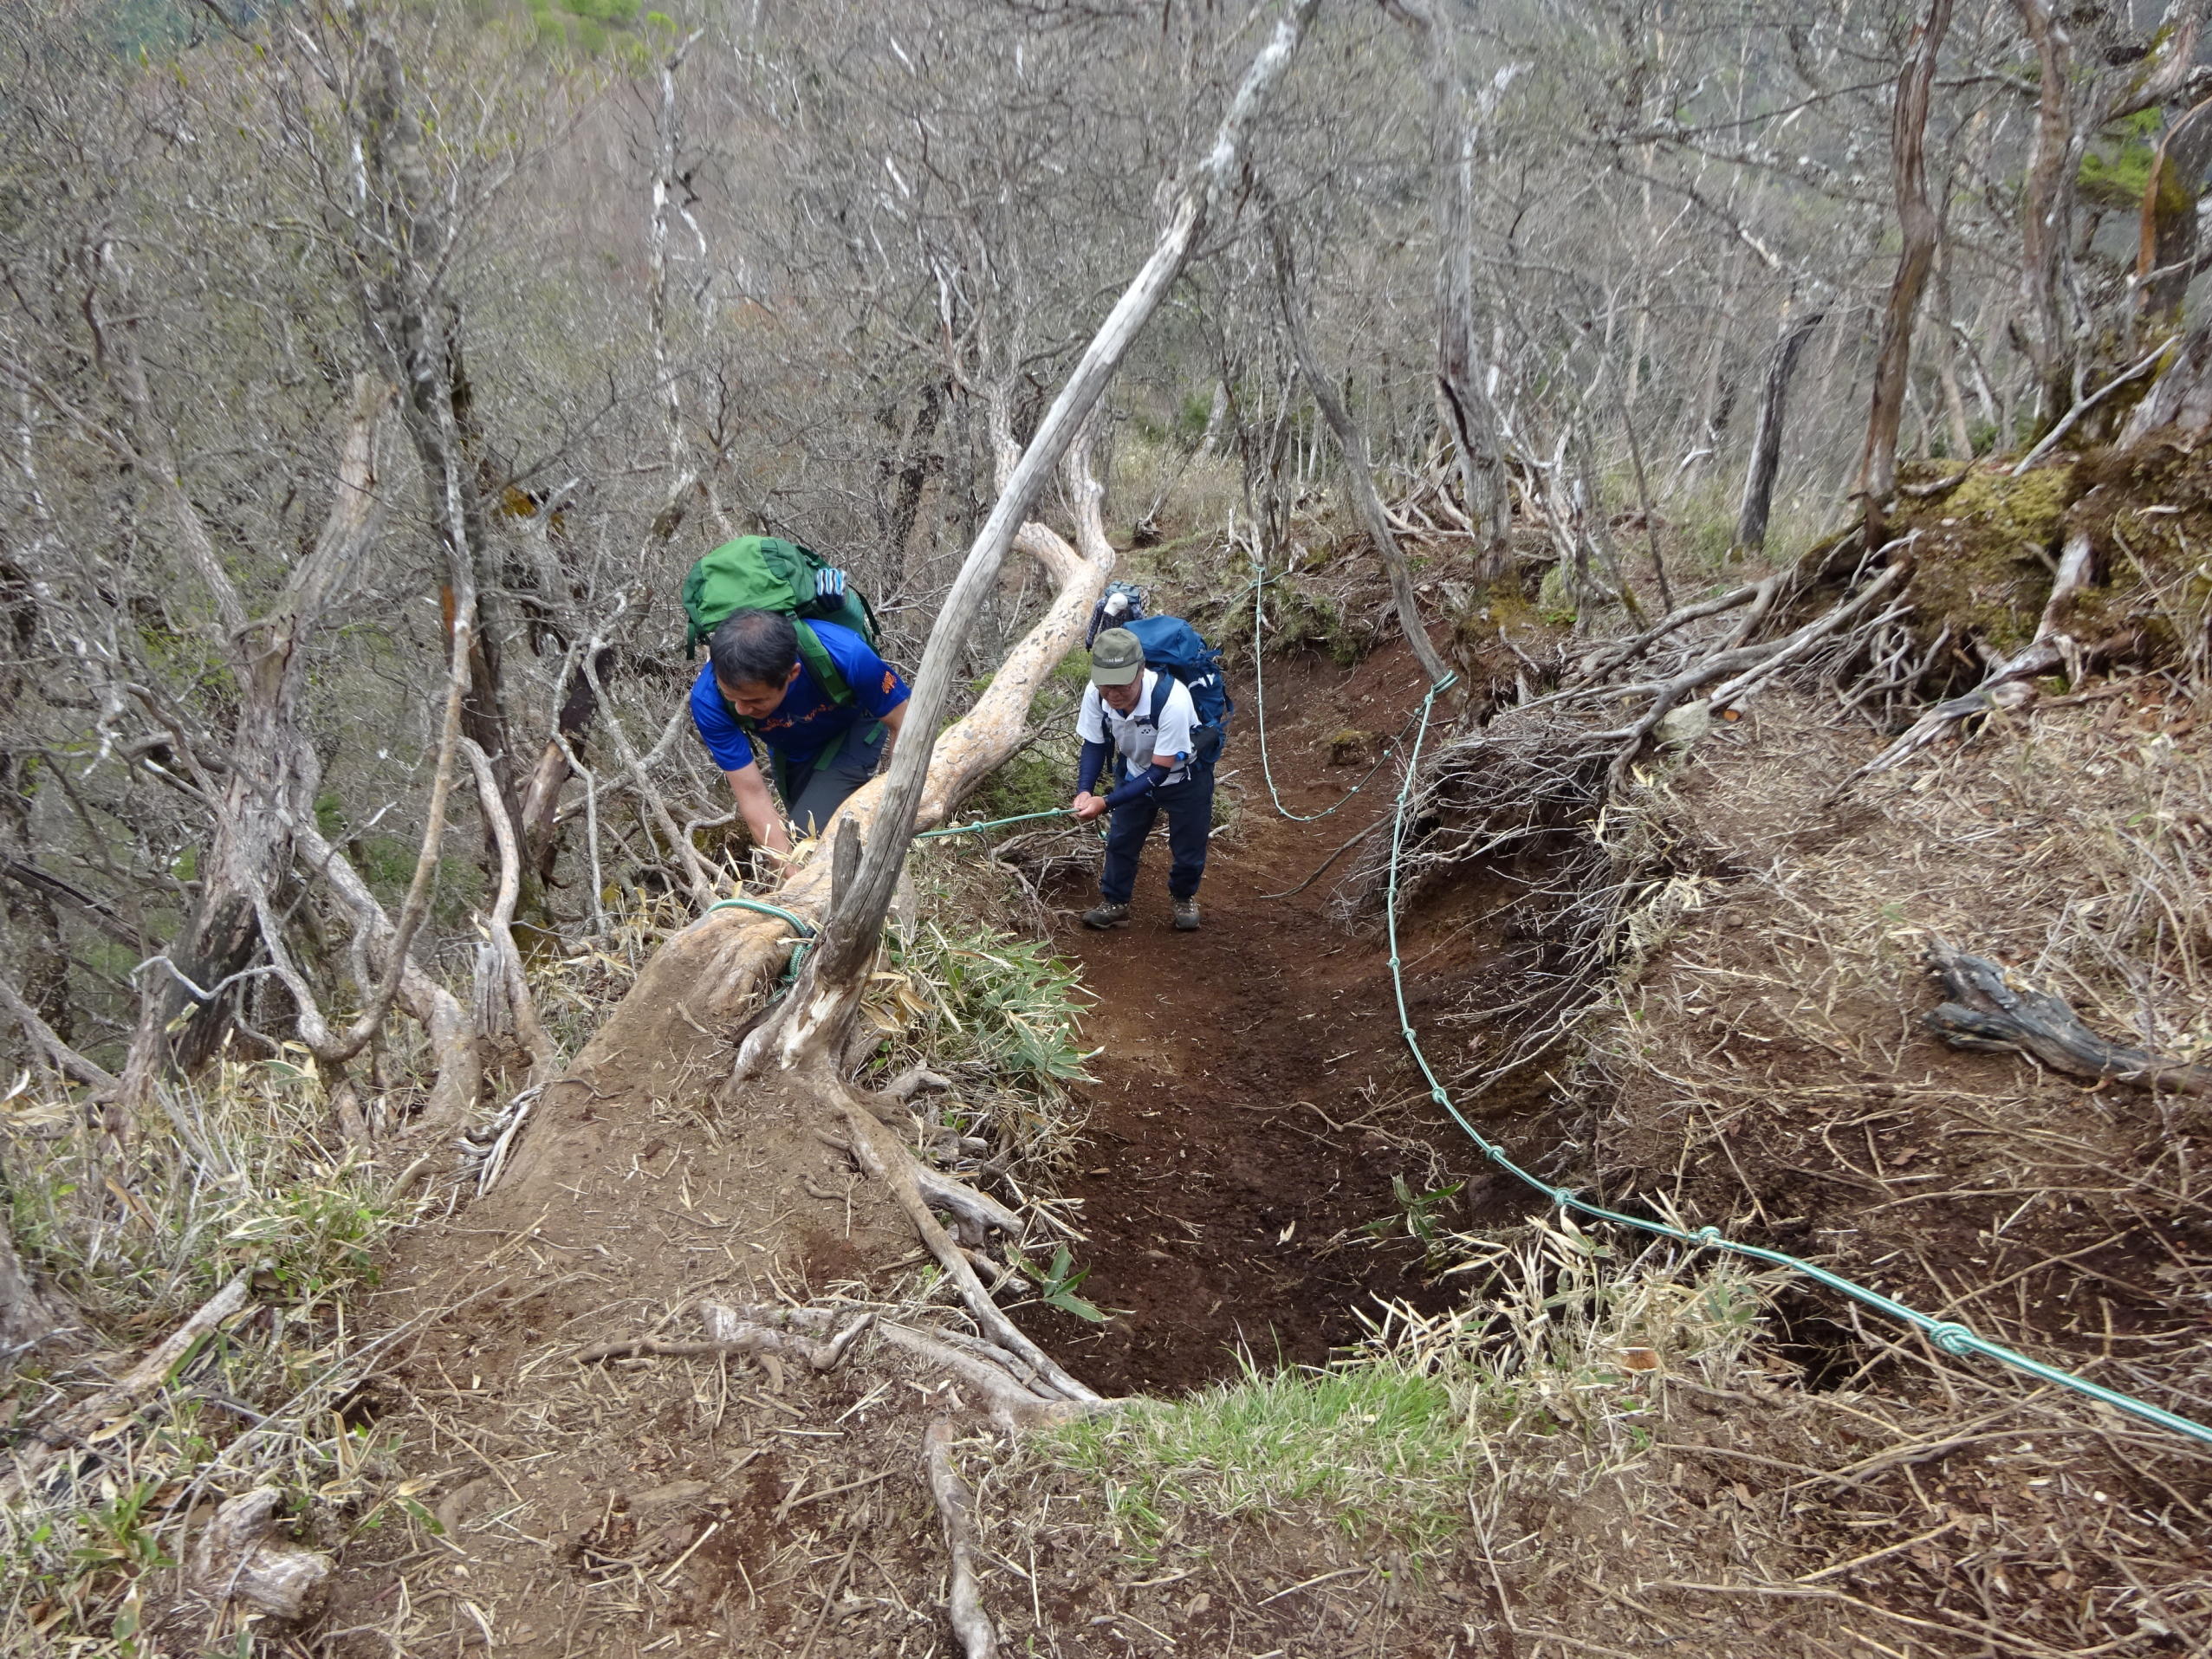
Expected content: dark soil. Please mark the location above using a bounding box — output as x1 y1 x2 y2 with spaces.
305 638 1553 1657
1009 641 1532 1395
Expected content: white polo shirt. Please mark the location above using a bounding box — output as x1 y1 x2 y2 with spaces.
1078 671 1197 786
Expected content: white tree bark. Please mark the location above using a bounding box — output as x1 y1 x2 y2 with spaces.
744 0 1322 1077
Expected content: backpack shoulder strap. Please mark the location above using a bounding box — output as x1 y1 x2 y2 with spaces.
793 620 853 706
1145 669 1172 727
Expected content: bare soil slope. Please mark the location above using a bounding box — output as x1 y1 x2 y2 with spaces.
308 642 1517 1657
303 641 2212 1659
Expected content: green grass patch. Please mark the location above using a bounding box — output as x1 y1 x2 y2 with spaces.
1048 1356 1489 1557
1032 1223 1779 1565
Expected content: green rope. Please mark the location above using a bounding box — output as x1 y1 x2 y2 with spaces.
1380 674 2212 1451
915 808 1074 839
704 895 816 979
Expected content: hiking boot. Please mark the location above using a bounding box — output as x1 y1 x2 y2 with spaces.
1081 901 1132 930
1172 897 1201 931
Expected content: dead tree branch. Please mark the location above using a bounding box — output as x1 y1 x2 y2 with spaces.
1924 943 2212 1104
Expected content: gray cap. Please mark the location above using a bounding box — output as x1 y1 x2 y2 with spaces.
1088 628 1145 687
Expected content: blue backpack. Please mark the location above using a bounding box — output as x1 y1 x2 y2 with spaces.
1125 613 1233 768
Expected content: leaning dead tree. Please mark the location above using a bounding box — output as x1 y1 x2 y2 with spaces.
497 10 1320 1646
1735 309 1825 554
741 0 1321 1086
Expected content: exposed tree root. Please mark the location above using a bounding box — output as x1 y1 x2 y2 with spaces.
583 1297 1110 1432
1924 942 2212 1109
911 1159 1029 1241
923 1417 1001 1659
575 1291 1112 1655
575 1306 875 1372
834 1098 1103 1404
871 1321 1104 1432
884 1065 956 1103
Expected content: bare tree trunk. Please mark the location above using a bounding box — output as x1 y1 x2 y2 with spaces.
1930 236 1977 460
1735 309 1825 554
740 0 1320 1079
2013 2 2205 427
347 31 521 877
2011 0 2076 432
1268 211 1453 688
2137 94 2212 336
463 740 558 1087
1617 396 1672 612
1392 0 1512 579
514 33 704 899
102 358 394 1081
1857 0 1953 554
885 381 945 563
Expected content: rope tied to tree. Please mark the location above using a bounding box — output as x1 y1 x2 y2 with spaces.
704 895 818 982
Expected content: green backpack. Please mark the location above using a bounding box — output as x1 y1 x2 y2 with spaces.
681 535 881 706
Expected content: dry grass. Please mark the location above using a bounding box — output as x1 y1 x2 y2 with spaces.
0 1062 429 1653
982 1203 2212 1656
1496 685 2212 1655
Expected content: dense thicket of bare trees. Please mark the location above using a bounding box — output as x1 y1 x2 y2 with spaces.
6 0 2212 1137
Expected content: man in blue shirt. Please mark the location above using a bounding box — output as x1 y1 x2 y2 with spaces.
690 608 911 859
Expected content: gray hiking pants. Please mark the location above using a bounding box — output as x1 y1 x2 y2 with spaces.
779 719 888 838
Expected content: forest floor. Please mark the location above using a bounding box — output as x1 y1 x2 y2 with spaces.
281 637 2212 1659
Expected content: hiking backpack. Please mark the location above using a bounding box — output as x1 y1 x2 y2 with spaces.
1085 584 1233 766
681 535 881 706
1127 614 1234 769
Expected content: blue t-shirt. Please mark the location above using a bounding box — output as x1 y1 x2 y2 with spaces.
689 620 910 773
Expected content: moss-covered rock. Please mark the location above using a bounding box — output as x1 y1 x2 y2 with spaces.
1327 728 1378 767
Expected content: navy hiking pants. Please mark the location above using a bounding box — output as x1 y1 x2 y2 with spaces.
1100 771 1212 904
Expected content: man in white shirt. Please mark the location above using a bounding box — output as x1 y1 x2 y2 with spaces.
1069 627 1211 931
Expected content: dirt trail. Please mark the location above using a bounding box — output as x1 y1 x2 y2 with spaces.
311 643 1502 1656
1011 641 1479 1390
